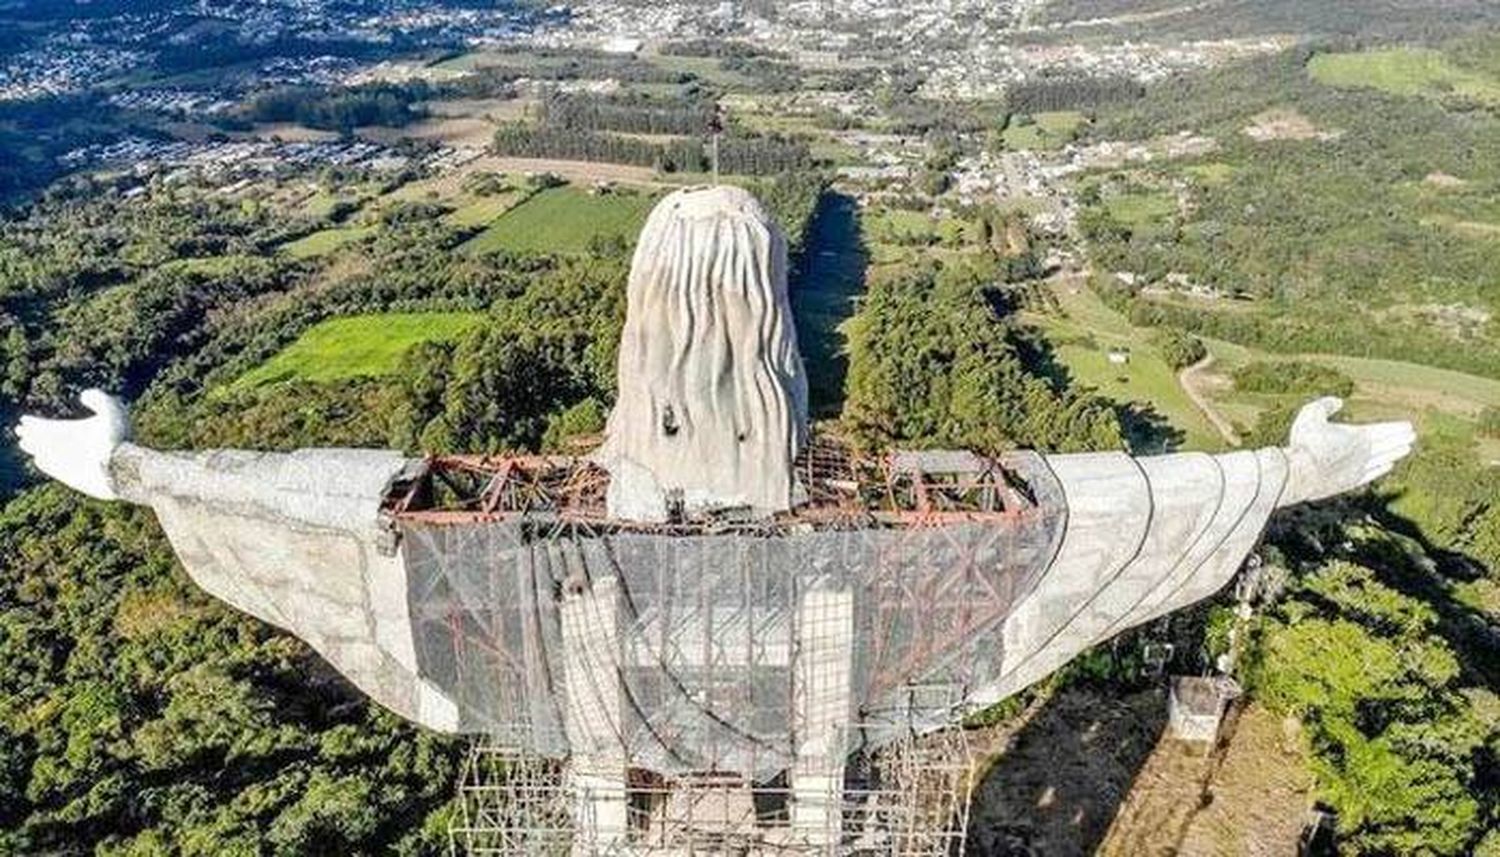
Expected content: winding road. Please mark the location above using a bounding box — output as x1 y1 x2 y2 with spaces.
1179 354 1241 447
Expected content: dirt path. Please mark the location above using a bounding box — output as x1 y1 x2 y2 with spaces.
1179 355 1240 447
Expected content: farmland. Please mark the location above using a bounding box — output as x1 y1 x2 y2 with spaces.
229 312 484 389
1309 47 1500 106
460 185 658 255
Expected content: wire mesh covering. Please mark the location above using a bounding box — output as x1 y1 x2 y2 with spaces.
392 445 1065 776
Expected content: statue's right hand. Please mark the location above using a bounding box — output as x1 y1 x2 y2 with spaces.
1284 396 1415 505
12 389 129 500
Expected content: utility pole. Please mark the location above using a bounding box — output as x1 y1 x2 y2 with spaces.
709 104 724 185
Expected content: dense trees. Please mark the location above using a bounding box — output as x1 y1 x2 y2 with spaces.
1248 529 1499 855
1150 327 1206 371
491 124 706 173
0 486 460 854
542 94 716 137
490 122 814 176
1003 76 1144 113
844 264 1124 454
243 84 430 132
1231 360 1355 398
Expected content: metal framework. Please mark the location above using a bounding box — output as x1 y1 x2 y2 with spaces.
449 726 976 856
383 435 1043 531
398 436 1051 856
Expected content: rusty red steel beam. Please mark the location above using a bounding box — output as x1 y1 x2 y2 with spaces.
386 450 1044 528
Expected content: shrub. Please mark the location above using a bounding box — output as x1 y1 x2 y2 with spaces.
1232 360 1355 398
1478 405 1500 438
1152 327 1206 370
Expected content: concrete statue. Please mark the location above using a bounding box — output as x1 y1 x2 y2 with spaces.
14 185 1414 849
596 185 808 521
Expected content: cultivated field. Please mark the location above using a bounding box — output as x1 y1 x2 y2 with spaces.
1309 47 1500 105
231 312 483 388
461 186 658 255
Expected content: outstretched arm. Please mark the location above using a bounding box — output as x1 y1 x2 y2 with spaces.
11 391 457 731
12 390 417 532
972 397 1415 707
13 389 129 500
1278 396 1415 507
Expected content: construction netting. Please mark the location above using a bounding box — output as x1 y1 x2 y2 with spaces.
395 452 1065 778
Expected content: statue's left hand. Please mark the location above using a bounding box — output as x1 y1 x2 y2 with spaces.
1283 397 1415 505
12 389 129 500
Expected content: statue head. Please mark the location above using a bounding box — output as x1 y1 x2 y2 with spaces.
596 185 809 521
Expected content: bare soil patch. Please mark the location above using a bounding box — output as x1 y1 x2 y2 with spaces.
1424 171 1468 189
359 116 497 149
427 97 535 122
1242 108 1341 142
245 123 342 142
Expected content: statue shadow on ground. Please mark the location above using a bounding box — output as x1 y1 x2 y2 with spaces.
1305 493 1500 686
1115 403 1186 456
965 686 1168 857
789 191 868 418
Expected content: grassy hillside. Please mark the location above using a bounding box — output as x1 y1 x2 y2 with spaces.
1309 47 1500 106
1080 38 1500 379
1022 282 1224 451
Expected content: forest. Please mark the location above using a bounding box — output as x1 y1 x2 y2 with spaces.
491 109 814 176
241 84 432 133
1078 39 1500 380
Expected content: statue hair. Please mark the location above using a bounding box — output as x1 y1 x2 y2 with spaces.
597 185 809 520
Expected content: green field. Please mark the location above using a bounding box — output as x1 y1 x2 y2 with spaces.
443 192 527 228
461 186 658 255
1002 111 1087 151
161 255 257 276
1104 191 1177 228
1023 283 1224 451
231 312 483 389
1185 162 1236 186
864 208 976 246
1309 48 1500 105
282 226 377 259
300 189 365 218
644 54 759 89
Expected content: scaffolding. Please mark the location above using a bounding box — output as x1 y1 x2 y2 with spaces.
383 435 1047 529
386 436 1055 856
450 725 976 856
